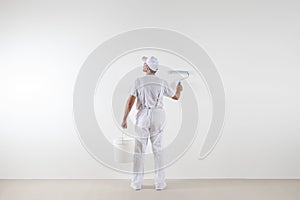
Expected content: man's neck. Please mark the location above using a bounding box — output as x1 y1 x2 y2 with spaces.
146 72 155 75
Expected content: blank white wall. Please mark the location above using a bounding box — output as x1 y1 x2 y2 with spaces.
0 0 300 179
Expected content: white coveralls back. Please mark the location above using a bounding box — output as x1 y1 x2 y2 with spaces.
129 74 175 188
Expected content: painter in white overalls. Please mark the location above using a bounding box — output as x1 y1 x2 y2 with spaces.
121 56 183 190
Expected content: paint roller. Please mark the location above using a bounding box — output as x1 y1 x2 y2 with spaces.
168 70 190 85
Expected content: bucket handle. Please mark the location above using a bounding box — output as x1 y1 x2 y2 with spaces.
121 128 125 144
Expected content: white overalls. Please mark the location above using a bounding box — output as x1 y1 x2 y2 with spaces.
129 74 175 188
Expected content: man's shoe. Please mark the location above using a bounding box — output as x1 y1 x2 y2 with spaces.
155 182 167 191
130 183 142 191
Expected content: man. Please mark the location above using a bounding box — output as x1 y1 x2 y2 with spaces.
121 56 183 191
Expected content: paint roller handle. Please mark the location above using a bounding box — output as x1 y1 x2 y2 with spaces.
176 81 183 92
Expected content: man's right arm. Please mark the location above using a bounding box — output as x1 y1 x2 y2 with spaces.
172 85 183 100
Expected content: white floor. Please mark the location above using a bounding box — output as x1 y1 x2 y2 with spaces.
0 179 299 200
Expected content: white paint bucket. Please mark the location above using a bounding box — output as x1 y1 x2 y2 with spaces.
113 136 135 163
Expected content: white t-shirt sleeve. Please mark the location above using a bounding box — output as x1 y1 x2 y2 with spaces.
163 80 176 98
130 78 139 97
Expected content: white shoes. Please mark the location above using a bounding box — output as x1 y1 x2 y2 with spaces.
155 182 167 191
130 182 167 191
130 183 141 191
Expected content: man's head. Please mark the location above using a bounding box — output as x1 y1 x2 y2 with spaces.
142 56 159 74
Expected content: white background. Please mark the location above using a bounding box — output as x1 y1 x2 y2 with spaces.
0 0 299 179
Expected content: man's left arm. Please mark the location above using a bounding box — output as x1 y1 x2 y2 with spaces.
121 95 136 129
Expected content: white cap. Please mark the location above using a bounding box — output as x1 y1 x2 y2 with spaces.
141 56 159 71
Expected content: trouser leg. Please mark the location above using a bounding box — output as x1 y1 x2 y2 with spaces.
131 129 148 186
150 130 166 185
149 108 166 186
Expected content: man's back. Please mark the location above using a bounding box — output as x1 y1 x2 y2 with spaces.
130 75 175 110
